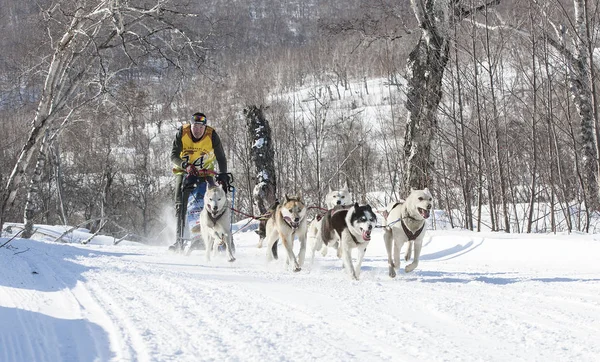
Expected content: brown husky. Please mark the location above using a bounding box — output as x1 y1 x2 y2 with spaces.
261 195 308 272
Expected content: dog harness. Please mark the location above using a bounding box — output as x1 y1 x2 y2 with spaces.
401 220 424 241
207 209 226 224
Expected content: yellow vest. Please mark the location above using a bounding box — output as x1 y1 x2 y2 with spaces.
177 124 216 173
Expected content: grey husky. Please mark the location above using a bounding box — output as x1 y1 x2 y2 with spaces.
263 195 308 272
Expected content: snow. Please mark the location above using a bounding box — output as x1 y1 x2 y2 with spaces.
2 224 600 361
253 137 265 149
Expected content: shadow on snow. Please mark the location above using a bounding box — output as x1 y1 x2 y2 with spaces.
0 238 139 292
0 306 113 361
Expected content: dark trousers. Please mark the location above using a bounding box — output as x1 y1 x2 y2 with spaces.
175 175 209 242
174 175 189 242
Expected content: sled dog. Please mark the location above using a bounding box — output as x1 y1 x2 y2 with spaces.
307 185 353 259
325 183 352 209
383 188 433 277
310 203 377 280
200 185 235 262
264 195 308 272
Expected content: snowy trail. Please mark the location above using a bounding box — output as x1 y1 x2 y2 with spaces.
2 229 600 361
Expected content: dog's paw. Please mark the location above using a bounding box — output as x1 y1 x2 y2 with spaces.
405 263 417 273
388 266 396 278
293 266 301 272
228 257 236 262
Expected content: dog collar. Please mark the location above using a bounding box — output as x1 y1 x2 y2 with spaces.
401 220 424 241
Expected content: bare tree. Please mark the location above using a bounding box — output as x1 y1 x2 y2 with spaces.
1 0 214 231
403 0 500 192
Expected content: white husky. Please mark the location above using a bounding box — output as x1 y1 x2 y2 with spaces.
324 183 352 209
307 184 353 260
383 188 433 277
200 185 235 262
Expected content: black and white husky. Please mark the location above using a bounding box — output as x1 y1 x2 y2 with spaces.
307 185 353 258
383 188 433 277
309 203 377 280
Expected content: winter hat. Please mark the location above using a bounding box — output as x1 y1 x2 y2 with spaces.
191 112 207 124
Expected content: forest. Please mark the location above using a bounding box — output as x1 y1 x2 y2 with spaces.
1 0 599 241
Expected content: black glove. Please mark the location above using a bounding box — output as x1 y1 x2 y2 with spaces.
215 173 230 193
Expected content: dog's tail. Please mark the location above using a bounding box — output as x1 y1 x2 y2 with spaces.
271 241 278 260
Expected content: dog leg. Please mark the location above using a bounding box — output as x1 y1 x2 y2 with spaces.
297 233 307 267
353 246 367 280
204 236 214 262
224 233 236 262
405 240 413 261
405 238 423 273
281 233 300 272
320 244 328 257
340 240 357 280
383 227 396 278
265 228 279 262
393 235 403 270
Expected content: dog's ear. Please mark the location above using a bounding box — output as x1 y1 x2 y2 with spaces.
343 181 349 191
284 194 290 202
328 184 332 193
354 202 359 209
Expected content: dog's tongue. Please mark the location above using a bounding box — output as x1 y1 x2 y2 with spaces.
362 230 371 241
420 208 430 219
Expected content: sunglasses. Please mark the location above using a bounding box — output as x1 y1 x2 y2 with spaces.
192 115 207 124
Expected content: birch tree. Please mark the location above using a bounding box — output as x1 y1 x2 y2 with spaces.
0 0 214 230
403 0 500 192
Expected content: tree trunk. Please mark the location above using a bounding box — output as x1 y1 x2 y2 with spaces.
53 141 68 225
0 10 83 231
526 5 539 233
571 0 599 212
245 106 277 243
22 130 51 238
403 29 449 192
403 0 501 193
